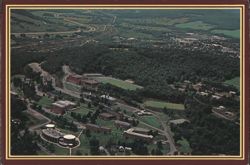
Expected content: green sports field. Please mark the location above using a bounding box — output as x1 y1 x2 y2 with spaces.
144 100 185 110
95 77 143 90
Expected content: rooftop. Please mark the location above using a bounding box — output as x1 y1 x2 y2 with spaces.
124 128 153 139
99 113 115 118
57 100 76 106
63 134 76 140
66 75 82 84
115 120 131 126
52 102 66 108
46 124 55 128
100 95 116 101
82 79 99 85
42 129 64 139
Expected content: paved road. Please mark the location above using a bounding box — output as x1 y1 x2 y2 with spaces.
12 29 81 36
145 108 177 155
116 101 177 155
26 103 52 132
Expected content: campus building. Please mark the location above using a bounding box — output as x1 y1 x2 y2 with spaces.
50 100 76 115
85 123 111 134
123 128 153 142
81 78 99 91
66 75 82 85
41 124 79 148
66 74 99 91
114 120 131 129
99 112 115 120
100 95 117 105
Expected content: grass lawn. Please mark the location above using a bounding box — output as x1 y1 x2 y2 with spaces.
175 21 214 30
177 137 192 153
37 150 49 155
64 82 82 92
71 134 90 155
74 103 95 115
96 118 117 129
23 111 47 127
95 77 143 90
53 144 70 155
224 77 240 90
144 100 185 110
139 116 162 129
37 96 53 108
211 29 240 39
64 103 95 120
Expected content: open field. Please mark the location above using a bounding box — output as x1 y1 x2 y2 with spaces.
224 77 240 90
37 96 53 108
122 17 188 26
119 22 171 32
175 21 215 30
144 100 185 110
139 116 162 129
211 29 240 39
95 77 143 90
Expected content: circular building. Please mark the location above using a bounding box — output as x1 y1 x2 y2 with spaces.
63 134 76 144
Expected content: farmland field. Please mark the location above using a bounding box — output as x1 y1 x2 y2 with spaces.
211 29 240 39
175 21 215 30
224 77 240 90
37 96 53 108
144 100 185 110
95 77 143 90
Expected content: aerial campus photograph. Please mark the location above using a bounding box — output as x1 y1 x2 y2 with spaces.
10 9 241 156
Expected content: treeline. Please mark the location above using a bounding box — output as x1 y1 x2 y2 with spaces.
12 41 239 102
11 96 41 155
39 43 238 102
171 97 240 155
11 50 46 75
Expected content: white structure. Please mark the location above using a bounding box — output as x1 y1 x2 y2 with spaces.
45 124 56 129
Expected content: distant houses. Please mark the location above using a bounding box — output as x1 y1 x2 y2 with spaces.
212 106 237 121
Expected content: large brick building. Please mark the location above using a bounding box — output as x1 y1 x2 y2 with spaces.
85 123 111 134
